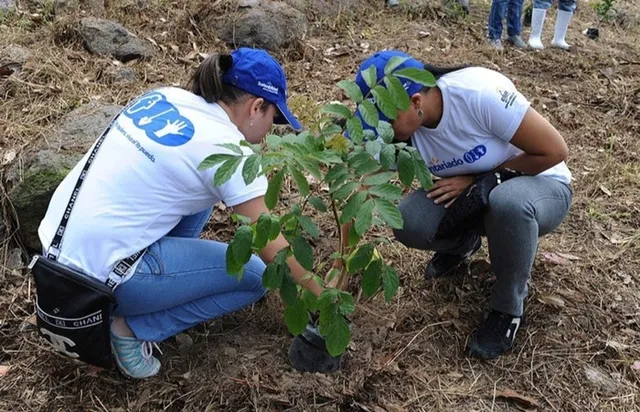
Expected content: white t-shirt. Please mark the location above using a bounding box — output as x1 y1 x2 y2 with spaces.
411 67 572 185
38 87 268 284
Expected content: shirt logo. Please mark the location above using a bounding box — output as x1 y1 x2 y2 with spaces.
463 145 487 164
428 157 464 173
124 91 195 147
496 87 517 109
258 81 279 95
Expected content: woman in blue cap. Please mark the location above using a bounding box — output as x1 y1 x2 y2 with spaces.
37 48 323 378
352 50 573 359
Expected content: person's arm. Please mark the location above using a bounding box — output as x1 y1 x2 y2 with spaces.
232 196 324 296
497 107 568 174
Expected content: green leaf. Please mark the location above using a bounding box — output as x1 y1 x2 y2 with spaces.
242 154 261 185
284 299 308 335
290 166 309 197
358 100 379 128
412 151 433 189
291 236 314 271
232 225 253 264
268 216 281 241
375 199 404 229
355 158 381 176
262 262 283 289
380 144 396 170
347 243 374 273
254 214 271 250
232 213 252 225
214 156 243 186
340 190 368 224
363 172 394 186
308 196 328 212
347 224 361 247
365 140 382 158
397 150 415 186
322 103 352 119
280 272 298 306
371 85 398 120
198 153 237 170
298 215 320 238
384 76 411 111
362 65 378 89
337 80 363 103
325 314 351 356
347 116 364 143
393 67 437 87
376 121 395 144
215 143 244 155
369 184 403 201
354 199 375 235
266 134 282 149
362 259 382 297
310 151 343 165
295 158 322 181
301 288 319 312
382 265 400 303
326 164 348 183
317 288 340 310
337 292 355 315
332 181 361 201
225 242 243 275
265 168 285 210
384 56 410 75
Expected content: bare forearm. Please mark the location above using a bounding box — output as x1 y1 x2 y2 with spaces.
498 152 565 175
261 235 323 296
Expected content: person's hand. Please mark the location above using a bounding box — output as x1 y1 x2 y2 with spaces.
426 175 475 208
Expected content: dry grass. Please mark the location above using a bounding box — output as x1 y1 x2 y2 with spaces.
1 0 639 410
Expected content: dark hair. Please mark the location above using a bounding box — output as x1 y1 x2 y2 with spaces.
423 63 471 80
189 53 272 112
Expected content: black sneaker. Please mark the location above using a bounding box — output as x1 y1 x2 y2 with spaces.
424 236 481 280
469 310 522 359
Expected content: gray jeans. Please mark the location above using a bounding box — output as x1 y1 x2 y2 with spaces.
393 176 573 317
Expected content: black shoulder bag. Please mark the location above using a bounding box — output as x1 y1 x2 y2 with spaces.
28 109 146 370
434 169 524 240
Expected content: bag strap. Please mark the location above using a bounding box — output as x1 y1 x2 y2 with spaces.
46 104 146 290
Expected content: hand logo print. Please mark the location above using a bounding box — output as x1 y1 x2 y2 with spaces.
123 91 195 146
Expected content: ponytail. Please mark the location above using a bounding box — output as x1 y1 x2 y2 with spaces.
423 63 470 80
189 53 247 105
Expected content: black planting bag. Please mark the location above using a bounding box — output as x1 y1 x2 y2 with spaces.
434 169 523 240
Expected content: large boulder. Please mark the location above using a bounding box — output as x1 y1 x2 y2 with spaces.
217 1 307 51
79 18 154 62
6 102 123 250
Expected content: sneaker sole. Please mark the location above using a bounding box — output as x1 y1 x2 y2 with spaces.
425 238 482 280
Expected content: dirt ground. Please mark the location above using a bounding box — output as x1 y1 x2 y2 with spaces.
1 0 639 411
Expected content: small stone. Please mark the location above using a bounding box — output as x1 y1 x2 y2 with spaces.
6 248 23 270
0 0 15 11
583 365 619 394
107 67 137 84
1 44 32 64
222 347 238 358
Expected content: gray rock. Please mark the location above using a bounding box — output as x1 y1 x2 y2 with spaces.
79 18 153 62
8 150 83 251
52 101 123 151
218 2 306 51
106 67 137 84
1 44 32 64
0 0 15 11
283 0 372 19
7 102 123 250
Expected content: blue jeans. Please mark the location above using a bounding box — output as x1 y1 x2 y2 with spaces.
112 208 267 341
533 0 576 12
488 0 524 39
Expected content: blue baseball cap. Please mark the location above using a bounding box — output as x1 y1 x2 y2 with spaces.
354 50 425 133
222 47 302 131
